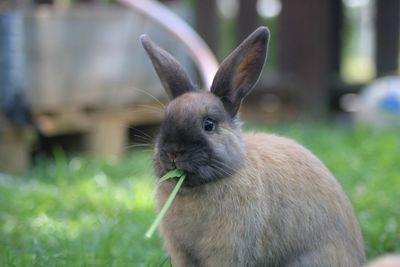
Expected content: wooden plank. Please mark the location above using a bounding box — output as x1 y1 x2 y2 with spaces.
278 0 342 118
33 102 163 157
35 102 164 137
237 0 259 44
0 116 33 174
0 1 14 9
375 0 400 76
34 0 53 4
195 0 218 53
0 133 30 174
84 118 127 157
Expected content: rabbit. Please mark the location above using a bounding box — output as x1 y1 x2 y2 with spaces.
140 26 366 267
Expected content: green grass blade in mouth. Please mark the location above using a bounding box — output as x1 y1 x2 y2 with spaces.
145 170 186 239
159 169 186 183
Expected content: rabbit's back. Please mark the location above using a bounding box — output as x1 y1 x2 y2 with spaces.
242 132 365 266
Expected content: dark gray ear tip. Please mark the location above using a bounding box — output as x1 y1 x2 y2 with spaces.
139 34 149 42
139 34 152 50
256 26 270 34
253 26 270 43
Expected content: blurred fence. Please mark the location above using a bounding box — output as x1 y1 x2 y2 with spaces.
0 0 218 173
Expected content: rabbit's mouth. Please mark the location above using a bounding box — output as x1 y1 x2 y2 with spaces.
162 159 233 188
158 142 242 187
163 159 187 173
160 161 210 187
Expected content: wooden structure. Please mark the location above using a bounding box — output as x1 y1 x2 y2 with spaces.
195 0 400 118
0 115 33 174
277 0 343 117
375 0 400 77
0 0 218 174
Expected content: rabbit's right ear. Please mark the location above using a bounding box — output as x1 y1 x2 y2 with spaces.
140 35 196 100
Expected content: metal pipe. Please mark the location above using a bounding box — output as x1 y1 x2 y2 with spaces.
117 0 219 89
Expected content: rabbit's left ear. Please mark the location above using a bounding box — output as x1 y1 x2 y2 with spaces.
140 35 196 100
211 27 269 117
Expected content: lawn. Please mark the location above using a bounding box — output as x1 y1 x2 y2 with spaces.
1 124 399 266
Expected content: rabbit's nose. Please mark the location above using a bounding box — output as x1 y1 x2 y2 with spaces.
163 143 185 156
166 148 186 160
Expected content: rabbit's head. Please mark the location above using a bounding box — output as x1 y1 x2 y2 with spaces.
141 27 269 187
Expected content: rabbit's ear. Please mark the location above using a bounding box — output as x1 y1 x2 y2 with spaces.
211 27 269 117
140 35 196 100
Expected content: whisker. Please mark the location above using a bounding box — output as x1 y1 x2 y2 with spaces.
114 85 166 109
127 126 154 139
213 164 234 177
134 88 166 109
189 155 236 177
132 134 153 143
125 143 154 149
209 164 232 178
135 104 165 115
210 159 237 177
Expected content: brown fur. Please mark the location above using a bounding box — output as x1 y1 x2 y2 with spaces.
157 133 365 266
141 27 366 267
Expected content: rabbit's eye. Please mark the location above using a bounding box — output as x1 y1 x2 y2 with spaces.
203 118 216 132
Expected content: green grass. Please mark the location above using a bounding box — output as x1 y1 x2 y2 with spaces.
0 150 164 266
1 124 399 266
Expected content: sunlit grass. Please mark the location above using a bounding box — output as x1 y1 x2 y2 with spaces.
0 124 399 265
0 150 164 266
